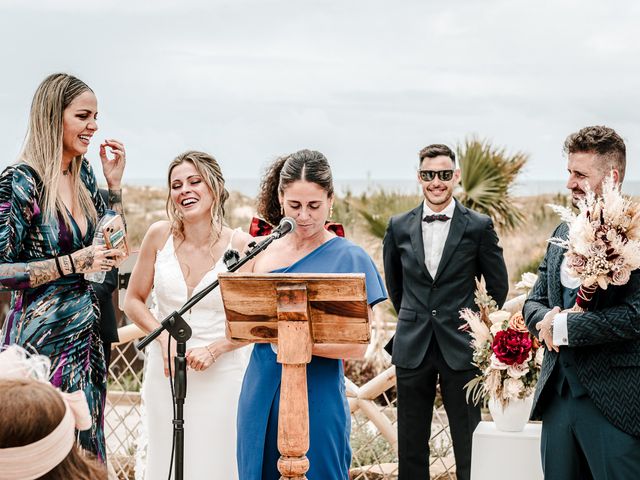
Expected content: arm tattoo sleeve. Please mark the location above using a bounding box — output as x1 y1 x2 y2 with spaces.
25 259 58 288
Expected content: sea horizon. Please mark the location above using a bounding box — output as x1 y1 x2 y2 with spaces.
121 178 640 198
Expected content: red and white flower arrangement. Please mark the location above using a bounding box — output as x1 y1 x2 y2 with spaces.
460 275 542 406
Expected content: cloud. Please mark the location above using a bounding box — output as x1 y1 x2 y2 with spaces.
0 0 639 186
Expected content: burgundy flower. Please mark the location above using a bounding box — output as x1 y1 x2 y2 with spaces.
491 328 532 366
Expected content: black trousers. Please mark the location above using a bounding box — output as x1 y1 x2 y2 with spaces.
396 340 480 480
540 384 640 480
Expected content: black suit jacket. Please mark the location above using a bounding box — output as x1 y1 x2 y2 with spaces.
524 222 640 437
383 200 508 370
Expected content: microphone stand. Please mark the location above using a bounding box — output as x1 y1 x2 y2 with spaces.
136 232 283 480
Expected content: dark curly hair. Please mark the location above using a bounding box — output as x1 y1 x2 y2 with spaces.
418 144 456 166
564 126 626 181
256 149 334 226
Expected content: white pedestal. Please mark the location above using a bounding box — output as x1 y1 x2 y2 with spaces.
470 421 543 480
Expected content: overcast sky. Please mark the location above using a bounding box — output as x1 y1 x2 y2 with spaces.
1 0 639 191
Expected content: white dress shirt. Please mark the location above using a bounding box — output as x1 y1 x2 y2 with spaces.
421 200 456 278
552 255 581 346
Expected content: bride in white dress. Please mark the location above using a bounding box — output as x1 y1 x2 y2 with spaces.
124 151 253 480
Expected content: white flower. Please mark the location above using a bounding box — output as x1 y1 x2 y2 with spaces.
507 361 529 378
490 353 509 370
515 272 538 293
503 378 524 400
489 310 510 325
490 322 503 336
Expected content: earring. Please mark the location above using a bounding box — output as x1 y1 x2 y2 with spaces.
329 205 334 219
280 205 284 216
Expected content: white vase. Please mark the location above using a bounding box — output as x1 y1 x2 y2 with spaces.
488 395 534 432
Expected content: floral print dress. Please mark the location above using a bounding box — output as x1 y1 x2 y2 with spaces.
0 160 108 460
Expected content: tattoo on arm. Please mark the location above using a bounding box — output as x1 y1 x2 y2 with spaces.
61 255 72 275
27 260 58 287
108 189 126 226
0 264 32 290
73 249 95 272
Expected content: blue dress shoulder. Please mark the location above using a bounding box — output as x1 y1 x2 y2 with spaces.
0 160 108 459
237 236 387 480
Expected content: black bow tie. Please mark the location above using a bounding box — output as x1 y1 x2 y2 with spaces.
423 214 450 223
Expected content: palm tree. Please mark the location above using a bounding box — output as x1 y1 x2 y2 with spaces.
456 137 527 231
353 138 527 238
346 189 422 240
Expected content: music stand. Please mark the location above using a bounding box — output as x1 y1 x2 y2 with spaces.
218 272 370 480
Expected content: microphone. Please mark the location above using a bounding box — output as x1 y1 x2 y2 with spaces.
270 217 296 239
223 249 240 269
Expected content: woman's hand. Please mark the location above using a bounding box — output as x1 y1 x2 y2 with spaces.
158 332 178 377
186 346 216 372
186 339 233 372
100 139 126 189
71 245 125 274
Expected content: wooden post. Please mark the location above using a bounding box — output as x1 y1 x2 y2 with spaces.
275 284 312 480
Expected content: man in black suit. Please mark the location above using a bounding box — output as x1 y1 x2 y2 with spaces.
524 126 640 479
383 144 508 480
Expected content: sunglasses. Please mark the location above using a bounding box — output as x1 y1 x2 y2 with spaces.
419 169 454 182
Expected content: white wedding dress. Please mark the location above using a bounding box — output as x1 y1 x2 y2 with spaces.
135 232 251 480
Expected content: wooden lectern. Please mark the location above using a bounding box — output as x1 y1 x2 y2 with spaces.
218 273 370 480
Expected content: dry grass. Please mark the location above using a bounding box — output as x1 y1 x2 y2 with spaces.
497 192 570 296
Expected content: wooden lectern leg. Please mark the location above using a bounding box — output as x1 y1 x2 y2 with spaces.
276 284 313 480
277 363 310 480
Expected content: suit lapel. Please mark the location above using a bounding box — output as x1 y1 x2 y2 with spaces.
408 204 434 282
548 222 569 307
434 200 468 283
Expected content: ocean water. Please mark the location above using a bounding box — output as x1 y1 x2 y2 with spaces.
124 178 640 198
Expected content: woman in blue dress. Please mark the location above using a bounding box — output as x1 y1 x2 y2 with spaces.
0 73 127 460
237 149 387 479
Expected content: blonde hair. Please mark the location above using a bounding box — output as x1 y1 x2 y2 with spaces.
166 151 229 250
20 73 98 226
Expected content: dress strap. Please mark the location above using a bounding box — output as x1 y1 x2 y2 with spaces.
157 228 174 256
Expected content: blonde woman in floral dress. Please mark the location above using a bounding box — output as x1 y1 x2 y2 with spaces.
0 73 127 461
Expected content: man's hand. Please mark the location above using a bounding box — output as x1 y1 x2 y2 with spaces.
536 306 560 352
